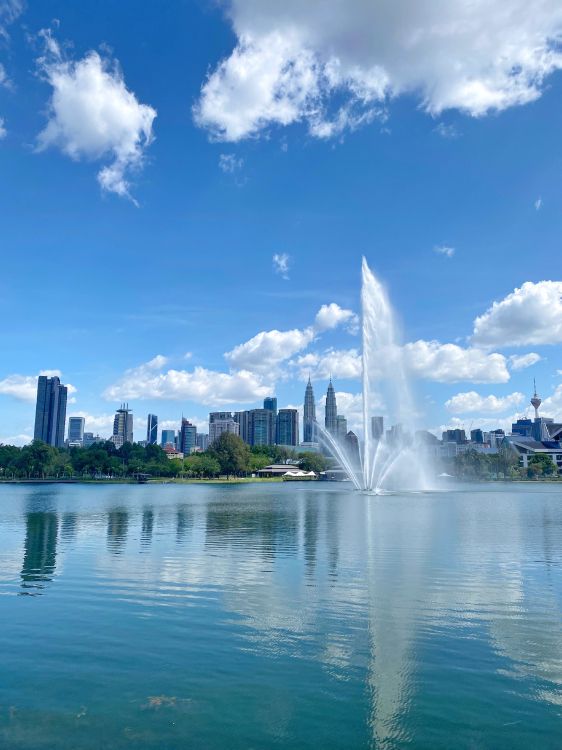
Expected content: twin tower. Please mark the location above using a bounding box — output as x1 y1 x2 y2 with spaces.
303 376 339 443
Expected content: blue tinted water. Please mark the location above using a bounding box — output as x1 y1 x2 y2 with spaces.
0 482 561 749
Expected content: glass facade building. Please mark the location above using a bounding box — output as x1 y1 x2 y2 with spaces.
146 414 158 445
34 375 68 448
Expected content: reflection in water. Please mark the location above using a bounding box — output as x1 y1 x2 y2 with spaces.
176 505 193 543
60 512 77 543
140 509 154 549
106 508 129 554
20 512 59 593
303 497 319 575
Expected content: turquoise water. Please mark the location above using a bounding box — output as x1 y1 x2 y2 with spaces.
0 482 561 749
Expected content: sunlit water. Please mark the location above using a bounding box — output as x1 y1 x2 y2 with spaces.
1 482 561 749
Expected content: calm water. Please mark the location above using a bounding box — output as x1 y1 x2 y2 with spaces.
0 482 561 749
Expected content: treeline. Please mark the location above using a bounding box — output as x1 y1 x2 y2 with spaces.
451 448 558 480
0 432 327 480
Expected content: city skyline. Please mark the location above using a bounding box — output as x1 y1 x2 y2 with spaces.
1 1 561 444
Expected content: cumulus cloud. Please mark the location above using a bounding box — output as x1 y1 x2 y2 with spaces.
194 0 562 141
103 357 271 405
36 31 156 202
272 252 291 279
225 327 315 377
509 352 542 370
295 348 362 380
0 370 76 402
472 281 562 347
67 411 115 436
403 340 510 383
314 303 359 334
0 433 33 447
434 245 455 258
445 390 525 415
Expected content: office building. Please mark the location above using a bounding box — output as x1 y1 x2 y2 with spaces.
161 429 176 448
264 397 278 442
470 428 484 444
442 428 466 444
83 432 102 448
209 417 239 443
277 409 299 446
344 431 361 466
325 378 337 435
336 415 348 441
303 376 316 443
196 433 209 451
209 412 233 424
234 411 251 443
249 409 275 446
67 416 85 444
111 404 133 448
179 418 197 454
146 414 158 445
34 375 68 448
371 416 384 440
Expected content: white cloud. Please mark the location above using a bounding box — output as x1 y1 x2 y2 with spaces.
194 0 562 141
295 348 362 380
541 383 562 421
103 357 271 406
67 411 115 436
0 370 76 402
509 352 542 370
434 123 459 139
0 0 22 40
314 303 359 334
219 153 244 173
472 281 562 347
225 327 315 377
273 252 291 279
445 390 525 415
0 433 33 447
535 197 543 210
404 341 510 383
434 245 455 258
36 31 156 202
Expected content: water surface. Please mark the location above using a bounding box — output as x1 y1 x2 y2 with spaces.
0 482 561 748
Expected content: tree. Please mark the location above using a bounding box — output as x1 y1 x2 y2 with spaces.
527 453 556 478
249 453 270 473
184 453 221 478
208 433 250 477
298 452 327 474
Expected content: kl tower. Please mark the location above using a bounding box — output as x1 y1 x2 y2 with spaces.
531 379 542 419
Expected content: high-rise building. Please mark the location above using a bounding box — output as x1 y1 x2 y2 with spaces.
67 416 85 444
325 378 337 435
344 431 361 466
264 397 278 442
371 416 384 440
161 429 176 447
34 375 68 448
146 414 158 445
303 376 316 442
471 428 484 443
336 415 348 441
111 404 133 448
209 417 239 444
277 409 299 446
196 433 209 451
249 409 275 446
209 412 233 423
234 411 251 444
83 432 102 448
442 428 466 444
179 418 197 454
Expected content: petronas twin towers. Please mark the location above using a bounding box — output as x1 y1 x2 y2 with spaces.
303 376 338 442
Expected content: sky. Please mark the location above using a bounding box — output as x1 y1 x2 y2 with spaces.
1 0 562 445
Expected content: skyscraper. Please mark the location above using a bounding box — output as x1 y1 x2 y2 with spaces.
249 409 275 446
146 414 158 445
112 404 133 448
34 375 68 448
209 416 239 443
67 416 85 444
371 416 384 440
234 411 251 443
161 430 176 447
179 418 197 454
325 378 337 435
264 397 278 442
277 409 299 446
303 376 316 442
336 415 348 441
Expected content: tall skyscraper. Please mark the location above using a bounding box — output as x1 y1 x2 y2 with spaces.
336 415 348 441
371 416 384 440
34 375 68 448
234 411 251 443
303 376 316 442
325 378 337 435
146 414 158 445
179 418 197 454
161 429 176 447
112 404 133 448
249 409 275 446
277 409 299 446
67 416 85 444
264 397 278 443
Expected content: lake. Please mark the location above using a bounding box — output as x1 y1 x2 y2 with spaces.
0 482 561 749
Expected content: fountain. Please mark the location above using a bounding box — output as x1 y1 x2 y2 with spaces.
318 258 431 493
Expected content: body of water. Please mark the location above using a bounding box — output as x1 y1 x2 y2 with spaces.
0 482 561 749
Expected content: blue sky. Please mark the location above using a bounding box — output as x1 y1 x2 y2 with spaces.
1 0 562 443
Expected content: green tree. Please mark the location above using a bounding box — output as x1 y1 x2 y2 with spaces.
527 453 556 478
208 433 250 478
298 452 327 474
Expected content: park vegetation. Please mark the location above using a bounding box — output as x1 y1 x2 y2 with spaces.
450 448 559 480
0 432 327 481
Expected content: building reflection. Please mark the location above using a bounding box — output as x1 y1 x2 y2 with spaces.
176 505 193 544
140 508 154 549
106 508 129 554
20 512 59 594
60 512 78 543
